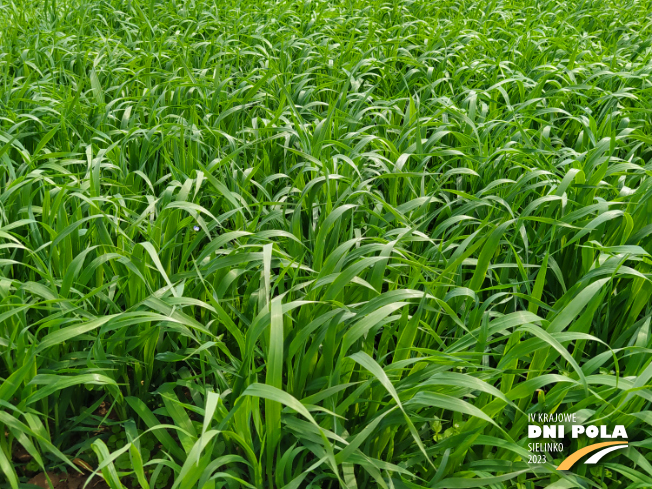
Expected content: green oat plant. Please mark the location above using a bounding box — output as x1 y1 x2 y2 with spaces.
1 0 652 487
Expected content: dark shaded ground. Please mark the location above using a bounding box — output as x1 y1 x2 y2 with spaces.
10 401 119 489
27 472 110 489
12 443 109 489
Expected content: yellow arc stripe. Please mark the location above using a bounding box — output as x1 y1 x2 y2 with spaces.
557 441 628 471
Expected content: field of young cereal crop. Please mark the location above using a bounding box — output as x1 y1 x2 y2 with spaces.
1 0 652 487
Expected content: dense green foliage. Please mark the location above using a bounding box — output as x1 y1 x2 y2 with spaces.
1 0 652 487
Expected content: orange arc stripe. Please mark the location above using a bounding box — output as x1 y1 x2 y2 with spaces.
556 441 628 471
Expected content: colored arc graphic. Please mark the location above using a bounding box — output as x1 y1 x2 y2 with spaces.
557 442 628 471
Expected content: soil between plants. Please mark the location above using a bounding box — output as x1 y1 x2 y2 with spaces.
27 472 110 489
